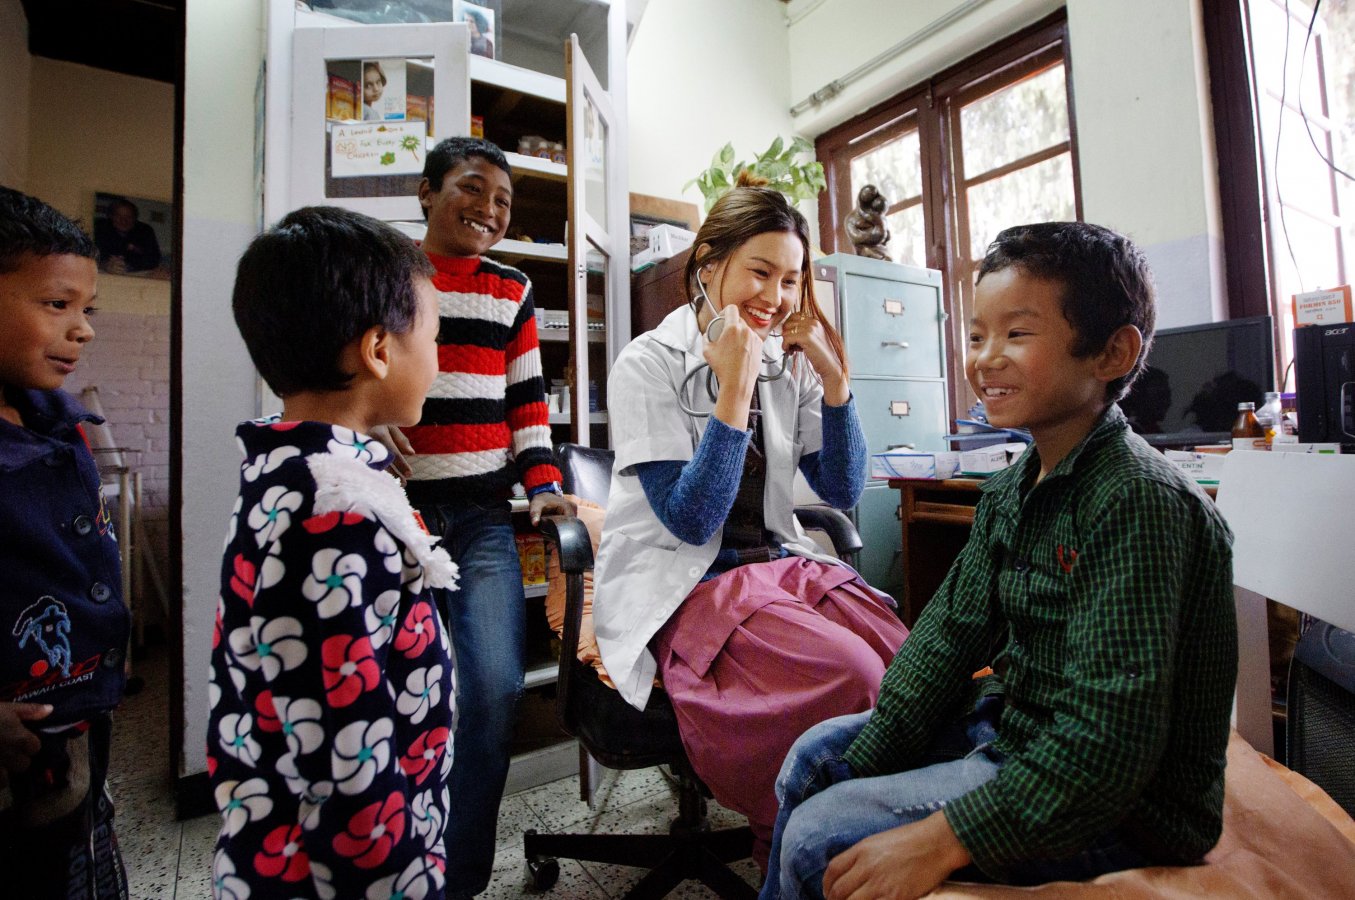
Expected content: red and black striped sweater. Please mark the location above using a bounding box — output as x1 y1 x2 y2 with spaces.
403 252 562 505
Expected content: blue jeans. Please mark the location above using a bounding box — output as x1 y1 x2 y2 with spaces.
419 500 525 898
761 698 1148 900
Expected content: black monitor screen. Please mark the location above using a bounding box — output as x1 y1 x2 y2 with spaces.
1121 315 1275 447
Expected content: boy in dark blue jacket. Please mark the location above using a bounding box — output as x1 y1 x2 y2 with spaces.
0 187 129 897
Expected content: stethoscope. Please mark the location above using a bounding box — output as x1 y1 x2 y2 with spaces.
677 270 793 419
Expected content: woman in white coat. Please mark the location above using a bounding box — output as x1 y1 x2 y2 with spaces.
592 173 909 870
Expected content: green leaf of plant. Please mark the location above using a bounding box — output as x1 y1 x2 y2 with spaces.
719 142 736 167
765 136 784 161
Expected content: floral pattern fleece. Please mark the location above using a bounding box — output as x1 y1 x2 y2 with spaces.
207 419 460 900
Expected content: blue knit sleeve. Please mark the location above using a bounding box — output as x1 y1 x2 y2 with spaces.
634 418 750 545
799 396 867 509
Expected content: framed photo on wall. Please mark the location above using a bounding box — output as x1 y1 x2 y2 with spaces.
453 0 499 59
93 192 172 280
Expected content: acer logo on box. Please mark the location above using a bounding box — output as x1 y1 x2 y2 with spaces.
1323 327 1350 337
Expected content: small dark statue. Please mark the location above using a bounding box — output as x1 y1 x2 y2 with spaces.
844 184 890 259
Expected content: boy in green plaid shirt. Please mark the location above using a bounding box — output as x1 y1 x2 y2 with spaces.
760 222 1237 900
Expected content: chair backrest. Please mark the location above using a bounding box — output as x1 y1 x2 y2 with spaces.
557 443 614 508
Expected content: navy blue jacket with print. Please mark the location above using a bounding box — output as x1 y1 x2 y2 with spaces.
0 387 127 725
208 420 459 900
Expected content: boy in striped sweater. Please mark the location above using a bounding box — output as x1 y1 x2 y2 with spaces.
404 136 573 897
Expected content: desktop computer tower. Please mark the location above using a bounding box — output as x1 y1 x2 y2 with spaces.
1294 321 1355 448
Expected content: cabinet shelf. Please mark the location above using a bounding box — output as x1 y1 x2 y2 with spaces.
549 412 608 426
538 327 606 343
505 151 567 182
490 238 568 263
524 662 557 690
469 54 566 103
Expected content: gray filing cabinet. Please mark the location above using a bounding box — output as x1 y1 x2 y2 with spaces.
812 253 949 601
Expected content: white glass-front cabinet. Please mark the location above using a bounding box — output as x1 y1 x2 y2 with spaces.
263 0 630 792
266 0 629 450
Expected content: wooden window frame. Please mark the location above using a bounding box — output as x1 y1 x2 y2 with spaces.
816 11 1079 419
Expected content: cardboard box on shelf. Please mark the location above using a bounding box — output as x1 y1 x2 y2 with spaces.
327 74 357 120
870 450 960 480
516 532 546 585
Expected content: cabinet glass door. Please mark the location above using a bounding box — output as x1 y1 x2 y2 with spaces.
287 23 470 222
566 33 628 447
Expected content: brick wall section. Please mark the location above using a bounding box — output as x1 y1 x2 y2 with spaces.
71 309 172 614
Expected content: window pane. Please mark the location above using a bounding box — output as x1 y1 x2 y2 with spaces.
1259 95 1339 216
885 205 927 268
965 153 1076 259
850 129 923 206
960 65 1070 179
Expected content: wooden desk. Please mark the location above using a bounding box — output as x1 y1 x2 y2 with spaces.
888 478 984 627
888 477 1219 629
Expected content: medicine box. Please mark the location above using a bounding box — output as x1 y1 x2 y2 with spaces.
1165 450 1226 483
1272 442 1342 454
631 224 697 269
870 450 960 480
959 442 1027 475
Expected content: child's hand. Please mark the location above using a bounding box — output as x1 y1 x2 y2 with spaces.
529 492 576 526
369 424 415 482
0 702 52 773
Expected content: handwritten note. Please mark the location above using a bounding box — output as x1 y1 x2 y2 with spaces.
331 121 427 178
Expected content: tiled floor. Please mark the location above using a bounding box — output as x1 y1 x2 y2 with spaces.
109 646 761 899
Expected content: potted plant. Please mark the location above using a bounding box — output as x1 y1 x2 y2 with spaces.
684 136 827 213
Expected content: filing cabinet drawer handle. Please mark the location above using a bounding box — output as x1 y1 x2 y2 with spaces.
881 341 911 349
883 299 905 316
889 401 911 417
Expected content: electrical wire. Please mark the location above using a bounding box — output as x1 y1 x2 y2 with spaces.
1296 0 1355 182
1275 0 1304 292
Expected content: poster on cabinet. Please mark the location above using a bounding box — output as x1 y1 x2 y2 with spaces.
331 121 428 178
361 58 407 121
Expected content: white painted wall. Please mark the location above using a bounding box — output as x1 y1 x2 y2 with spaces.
626 0 798 215
1066 0 1224 326
180 0 264 776
23 57 176 608
0 0 29 189
783 0 1225 327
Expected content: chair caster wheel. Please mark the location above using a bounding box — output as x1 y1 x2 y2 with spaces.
526 853 560 891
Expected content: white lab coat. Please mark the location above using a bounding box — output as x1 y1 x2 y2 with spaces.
593 305 841 709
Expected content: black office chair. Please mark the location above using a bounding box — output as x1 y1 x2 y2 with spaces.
523 443 864 899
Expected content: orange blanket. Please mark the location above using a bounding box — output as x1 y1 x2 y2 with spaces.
929 732 1355 898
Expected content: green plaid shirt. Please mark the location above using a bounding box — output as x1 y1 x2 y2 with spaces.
844 405 1237 877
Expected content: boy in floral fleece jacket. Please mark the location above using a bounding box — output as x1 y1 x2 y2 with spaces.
208 207 457 899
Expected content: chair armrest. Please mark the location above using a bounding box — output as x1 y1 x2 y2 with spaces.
794 504 862 560
536 515 594 734
538 515 593 573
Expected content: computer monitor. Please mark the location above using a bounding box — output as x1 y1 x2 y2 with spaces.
1121 315 1276 448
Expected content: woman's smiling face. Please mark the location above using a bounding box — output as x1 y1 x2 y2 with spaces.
702 230 804 338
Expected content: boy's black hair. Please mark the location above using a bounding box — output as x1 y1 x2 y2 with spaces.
420 137 512 220
232 206 435 397
977 222 1156 401
0 186 98 274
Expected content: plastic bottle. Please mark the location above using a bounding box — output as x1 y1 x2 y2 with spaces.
1256 391 1283 449
1231 401 1266 451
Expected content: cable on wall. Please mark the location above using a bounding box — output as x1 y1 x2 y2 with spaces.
789 0 994 117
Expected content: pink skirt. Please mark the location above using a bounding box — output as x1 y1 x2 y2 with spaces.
651 556 909 870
